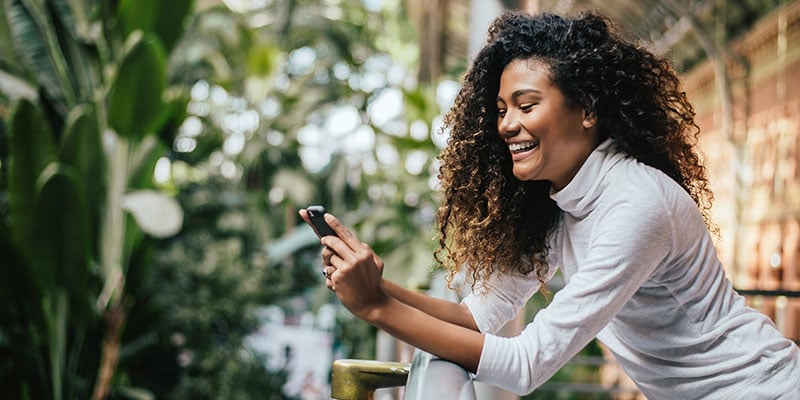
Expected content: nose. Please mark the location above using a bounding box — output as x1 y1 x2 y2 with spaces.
497 110 520 139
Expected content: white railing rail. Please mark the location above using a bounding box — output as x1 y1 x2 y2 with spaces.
403 350 476 400
330 350 476 400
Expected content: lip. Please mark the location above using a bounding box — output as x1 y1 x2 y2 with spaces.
508 141 538 161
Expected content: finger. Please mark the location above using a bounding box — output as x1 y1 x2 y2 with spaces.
327 252 347 270
327 268 337 291
321 236 357 266
298 209 311 225
322 213 362 250
368 245 385 271
298 209 323 238
321 247 334 266
353 241 380 268
321 237 374 270
327 239 378 275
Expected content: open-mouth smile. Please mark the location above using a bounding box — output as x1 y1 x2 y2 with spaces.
509 141 538 154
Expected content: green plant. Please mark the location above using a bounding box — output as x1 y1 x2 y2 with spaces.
0 0 193 398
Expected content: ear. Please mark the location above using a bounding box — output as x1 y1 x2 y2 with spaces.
582 111 598 129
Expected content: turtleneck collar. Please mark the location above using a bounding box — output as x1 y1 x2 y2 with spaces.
549 138 624 218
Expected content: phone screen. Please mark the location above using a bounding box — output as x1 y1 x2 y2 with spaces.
306 205 337 237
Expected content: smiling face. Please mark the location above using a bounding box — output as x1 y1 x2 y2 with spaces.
496 59 600 190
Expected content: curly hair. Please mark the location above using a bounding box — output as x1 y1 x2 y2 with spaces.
434 11 714 291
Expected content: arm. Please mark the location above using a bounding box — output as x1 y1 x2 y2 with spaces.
381 279 479 331
364 296 484 372
476 195 675 394
382 267 544 334
299 209 484 371
307 207 480 331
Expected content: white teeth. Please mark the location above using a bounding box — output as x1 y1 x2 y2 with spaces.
509 142 537 152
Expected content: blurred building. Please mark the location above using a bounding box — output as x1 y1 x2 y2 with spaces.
684 1 800 343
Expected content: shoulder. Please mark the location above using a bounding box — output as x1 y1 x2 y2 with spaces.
599 155 706 239
605 154 692 209
582 140 690 212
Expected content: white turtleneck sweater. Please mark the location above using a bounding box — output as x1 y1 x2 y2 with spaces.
462 139 800 399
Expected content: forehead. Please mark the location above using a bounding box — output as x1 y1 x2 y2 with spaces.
506 58 553 75
497 59 557 97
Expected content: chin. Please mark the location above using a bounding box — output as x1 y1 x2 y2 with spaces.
512 172 537 182
512 158 544 179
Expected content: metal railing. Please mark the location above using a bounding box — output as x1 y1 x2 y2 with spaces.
331 350 476 400
331 288 800 399
403 351 476 400
734 288 800 298
734 287 800 345
331 359 410 400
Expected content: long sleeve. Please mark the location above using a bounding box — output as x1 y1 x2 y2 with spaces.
461 267 543 334
474 181 674 394
468 140 800 399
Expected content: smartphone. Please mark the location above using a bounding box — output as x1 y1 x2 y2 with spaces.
306 205 337 237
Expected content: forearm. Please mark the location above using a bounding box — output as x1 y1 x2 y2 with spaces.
365 296 484 372
381 279 479 331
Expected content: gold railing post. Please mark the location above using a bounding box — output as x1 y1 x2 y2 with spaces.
330 359 410 400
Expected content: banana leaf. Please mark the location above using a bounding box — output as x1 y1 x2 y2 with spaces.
52 0 94 42
30 163 91 305
7 98 57 264
0 219 34 300
0 0 28 78
50 0 99 101
3 0 77 114
117 0 194 52
59 104 105 254
107 32 167 140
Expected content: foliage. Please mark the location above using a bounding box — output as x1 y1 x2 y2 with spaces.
0 0 338 396
164 0 448 365
0 0 448 398
0 0 202 398
121 177 301 399
105 0 434 394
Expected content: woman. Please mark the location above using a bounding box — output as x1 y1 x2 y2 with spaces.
300 11 800 398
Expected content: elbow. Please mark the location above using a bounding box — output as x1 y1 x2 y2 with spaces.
492 373 540 396
459 302 480 331
514 368 542 396
488 340 549 395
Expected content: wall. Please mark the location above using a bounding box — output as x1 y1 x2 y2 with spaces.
683 0 800 342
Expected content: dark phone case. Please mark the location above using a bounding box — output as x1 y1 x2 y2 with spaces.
307 205 336 237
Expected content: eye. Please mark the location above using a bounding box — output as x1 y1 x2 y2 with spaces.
497 108 506 118
520 103 535 111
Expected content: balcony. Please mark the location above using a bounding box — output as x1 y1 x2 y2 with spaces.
330 289 800 399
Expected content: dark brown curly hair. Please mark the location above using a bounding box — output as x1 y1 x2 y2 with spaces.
434 11 714 290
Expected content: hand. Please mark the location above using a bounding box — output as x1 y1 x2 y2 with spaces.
299 208 337 289
299 209 389 320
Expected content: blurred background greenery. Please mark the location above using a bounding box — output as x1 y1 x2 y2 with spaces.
0 0 452 398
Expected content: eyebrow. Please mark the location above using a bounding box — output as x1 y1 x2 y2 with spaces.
496 88 542 103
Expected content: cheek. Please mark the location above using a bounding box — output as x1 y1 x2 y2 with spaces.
552 119 587 143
